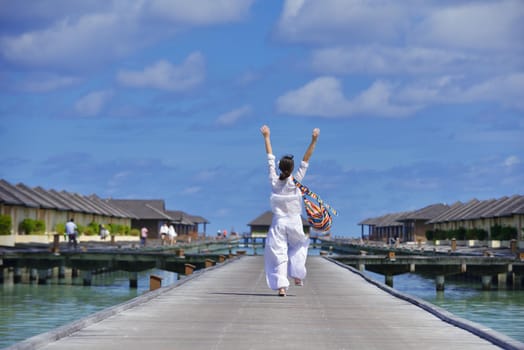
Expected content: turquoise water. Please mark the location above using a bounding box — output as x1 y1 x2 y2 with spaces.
363 270 524 343
1 247 522 348
0 269 178 349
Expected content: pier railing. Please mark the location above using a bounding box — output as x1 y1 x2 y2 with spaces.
0 239 241 287
332 254 524 290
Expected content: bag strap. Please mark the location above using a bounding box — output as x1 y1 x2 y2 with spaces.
293 178 338 216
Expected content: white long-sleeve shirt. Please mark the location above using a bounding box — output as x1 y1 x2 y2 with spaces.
267 154 308 217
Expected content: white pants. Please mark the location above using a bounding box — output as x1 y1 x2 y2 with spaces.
264 214 309 290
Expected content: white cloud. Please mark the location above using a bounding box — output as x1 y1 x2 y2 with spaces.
410 0 524 51
117 53 205 92
396 76 462 105
397 73 524 111
281 0 305 18
276 0 524 51
215 105 252 126
276 76 418 118
353 80 420 117
461 73 524 110
504 155 520 167
310 46 482 76
0 0 255 69
74 89 114 117
278 72 524 119
275 0 524 114
276 77 349 117
0 12 130 69
275 0 405 45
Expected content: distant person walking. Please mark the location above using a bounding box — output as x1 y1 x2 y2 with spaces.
140 227 148 246
168 224 177 245
65 218 78 249
99 224 109 240
159 223 169 245
260 125 319 297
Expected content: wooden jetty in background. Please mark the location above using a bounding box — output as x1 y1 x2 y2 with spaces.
332 254 524 290
0 239 239 287
316 237 524 291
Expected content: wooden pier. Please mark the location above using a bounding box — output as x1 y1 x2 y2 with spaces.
6 256 523 350
333 254 524 290
0 240 238 286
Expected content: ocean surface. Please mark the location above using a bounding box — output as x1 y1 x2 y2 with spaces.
362 270 524 344
1 247 523 348
0 268 178 349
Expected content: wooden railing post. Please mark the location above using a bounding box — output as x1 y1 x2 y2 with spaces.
150 275 162 291
185 263 196 275
52 234 60 254
387 251 396 261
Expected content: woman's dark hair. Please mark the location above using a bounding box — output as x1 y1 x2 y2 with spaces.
278 155 294 180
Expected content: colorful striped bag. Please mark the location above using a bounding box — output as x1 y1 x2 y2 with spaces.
293 179 338 232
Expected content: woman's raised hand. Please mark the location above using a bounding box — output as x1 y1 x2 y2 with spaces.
260 125 270 137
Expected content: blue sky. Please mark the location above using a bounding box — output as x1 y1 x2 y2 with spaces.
1 0 523 237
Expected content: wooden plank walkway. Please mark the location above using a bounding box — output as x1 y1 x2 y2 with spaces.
9 256 523 350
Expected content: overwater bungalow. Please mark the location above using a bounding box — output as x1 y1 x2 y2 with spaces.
101 200 210 238
428 195 524 239
396 203 450 242
0 179 209 246
359 195 524 243
165 210 209 238
105 199 173 238
358 211 408 243
0 179 134 245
